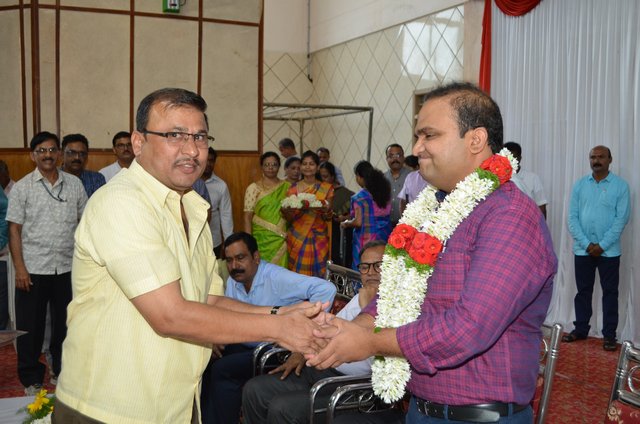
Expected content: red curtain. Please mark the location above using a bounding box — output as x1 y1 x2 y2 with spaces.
478 0 542 93
495 0 541 16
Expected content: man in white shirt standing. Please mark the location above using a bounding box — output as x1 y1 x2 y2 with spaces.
504 141 548 219
99 131 133 182
202 147 233 257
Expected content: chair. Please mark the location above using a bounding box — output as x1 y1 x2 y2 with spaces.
604 340 640 423
532 323 562 424
325 260 360 313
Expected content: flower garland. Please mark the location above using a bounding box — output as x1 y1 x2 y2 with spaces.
22 389 55 423
280 192 327 209
371 149 518 403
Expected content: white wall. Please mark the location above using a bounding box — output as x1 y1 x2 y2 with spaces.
265 0 465 54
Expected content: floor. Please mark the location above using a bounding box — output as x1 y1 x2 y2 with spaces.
0 335 619 422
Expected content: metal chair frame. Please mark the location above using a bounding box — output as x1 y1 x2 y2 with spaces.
608 340 640 410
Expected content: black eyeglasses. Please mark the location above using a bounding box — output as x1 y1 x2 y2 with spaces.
143 129 214 149
34 147 59 155
64 149 88 158
357 261 383 274
114 143 132 151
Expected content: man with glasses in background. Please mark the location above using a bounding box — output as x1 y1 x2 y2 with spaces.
54 88 326 424
61 133 105 197
99 130 133 182
6 131 87 395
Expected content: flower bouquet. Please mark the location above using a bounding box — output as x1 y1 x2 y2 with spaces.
21 389 55 423
280 193 328 209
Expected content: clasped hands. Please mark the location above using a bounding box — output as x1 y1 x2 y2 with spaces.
274 302 375 371
586 242 603 257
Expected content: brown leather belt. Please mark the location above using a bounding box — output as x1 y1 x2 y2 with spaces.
414 397 528 423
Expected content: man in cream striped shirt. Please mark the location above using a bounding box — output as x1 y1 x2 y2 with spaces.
55 88 325 424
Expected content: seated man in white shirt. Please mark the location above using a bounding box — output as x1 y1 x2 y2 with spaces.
504 141 548 219
201 232 336 424
242 240 404 424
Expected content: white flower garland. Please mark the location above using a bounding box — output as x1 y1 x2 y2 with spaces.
280 192 326 209
371 149 518 403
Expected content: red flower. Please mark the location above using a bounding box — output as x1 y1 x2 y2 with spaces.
407 233 442 266
389 224 417 248
301 200 310 209
480 154 512 185
389 232 408 249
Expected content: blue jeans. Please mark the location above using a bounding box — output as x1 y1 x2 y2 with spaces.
406 397 533 424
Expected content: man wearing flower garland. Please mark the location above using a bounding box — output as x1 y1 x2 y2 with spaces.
307 82 557 424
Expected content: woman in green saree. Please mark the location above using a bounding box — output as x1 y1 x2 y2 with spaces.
243 151 290 266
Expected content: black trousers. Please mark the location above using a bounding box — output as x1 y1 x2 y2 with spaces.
573 255 620 339
15 272 72 387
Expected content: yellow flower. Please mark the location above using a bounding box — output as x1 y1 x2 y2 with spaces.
26 390 51 414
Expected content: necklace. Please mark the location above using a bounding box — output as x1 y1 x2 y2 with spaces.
371 149 518 403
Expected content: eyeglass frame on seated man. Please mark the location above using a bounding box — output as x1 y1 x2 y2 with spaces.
357 260 383 274
142 129 215 149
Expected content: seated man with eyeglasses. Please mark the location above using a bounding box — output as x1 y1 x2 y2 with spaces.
99 131 133 182
61 133 106 197
242 240 404 424
6 131 87 395
201 231 336 424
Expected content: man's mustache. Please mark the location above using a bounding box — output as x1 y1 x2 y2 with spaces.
230 269 244 277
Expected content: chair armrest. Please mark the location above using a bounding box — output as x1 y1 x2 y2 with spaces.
308 374 371 423
253 342 276 376
326 381 377 424
258 347 291 375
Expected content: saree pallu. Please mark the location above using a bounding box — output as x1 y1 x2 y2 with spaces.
286 182 334 277
351 189 391 269
251 182 289 267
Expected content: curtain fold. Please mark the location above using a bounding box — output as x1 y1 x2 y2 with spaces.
495 0 542 16
479 0 492 92
490 0 639 344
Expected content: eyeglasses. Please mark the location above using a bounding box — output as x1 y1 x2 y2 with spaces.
143 129 214 149
114 143 132 151
64 149 88 158
357 261 383 274
262 163 279 169
387 153 403 159
34 147 59 155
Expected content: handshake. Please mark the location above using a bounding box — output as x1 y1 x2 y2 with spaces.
273 298 391 370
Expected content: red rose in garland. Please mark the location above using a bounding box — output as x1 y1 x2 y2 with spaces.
480 154 512 185
407 233 442 266
388 224 418 249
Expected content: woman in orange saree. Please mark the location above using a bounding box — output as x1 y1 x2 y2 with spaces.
282 150 334 277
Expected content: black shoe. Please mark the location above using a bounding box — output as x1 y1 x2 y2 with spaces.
562 331 587 343
603 338 617 351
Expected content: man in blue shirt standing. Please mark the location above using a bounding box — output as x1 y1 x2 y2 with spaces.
564 145 630 351
61 133 106 197
201 231 336 424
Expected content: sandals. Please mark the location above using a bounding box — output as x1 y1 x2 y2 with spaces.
561 331 587 343
603 338 618 351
